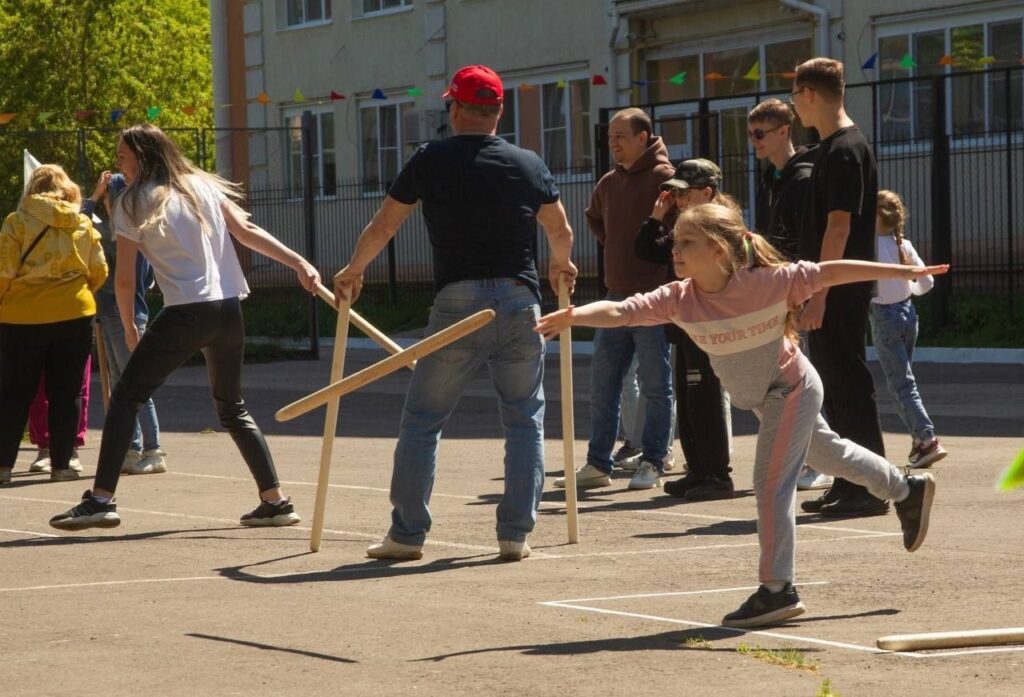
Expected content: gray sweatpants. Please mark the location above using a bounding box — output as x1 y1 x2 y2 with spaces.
752 363 908 584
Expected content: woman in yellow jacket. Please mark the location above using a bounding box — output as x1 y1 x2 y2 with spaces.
0 164 108 484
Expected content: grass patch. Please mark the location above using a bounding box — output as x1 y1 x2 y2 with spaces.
816 678 841 697
915 293 1024 348
736 642 818 672
683 636 712 649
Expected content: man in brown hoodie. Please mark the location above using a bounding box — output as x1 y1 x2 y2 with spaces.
555 108 675 491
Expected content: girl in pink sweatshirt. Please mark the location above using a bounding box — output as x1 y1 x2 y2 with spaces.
536 203 946 629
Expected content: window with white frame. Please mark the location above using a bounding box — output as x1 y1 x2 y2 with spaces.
360 100 415 193
496 90 518 145
512 77 591 173
285 107 337 197
878 17 1023 142
357 0 412 17
285 0 332 27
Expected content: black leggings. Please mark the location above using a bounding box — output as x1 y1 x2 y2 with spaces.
0 317 93 471
94 297 279 494
674 332 731 480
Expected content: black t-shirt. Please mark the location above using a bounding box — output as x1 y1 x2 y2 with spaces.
388 135 559 300
800 126 877 263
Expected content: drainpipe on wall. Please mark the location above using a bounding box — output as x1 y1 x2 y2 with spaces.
607 0 620 103
209 0 231 175
779 0 830 57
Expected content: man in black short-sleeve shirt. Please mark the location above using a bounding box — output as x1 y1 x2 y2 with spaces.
334 65 576 562
791 58 888 519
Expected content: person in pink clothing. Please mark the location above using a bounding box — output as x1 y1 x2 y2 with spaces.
26 360 91 473
536 203 945 628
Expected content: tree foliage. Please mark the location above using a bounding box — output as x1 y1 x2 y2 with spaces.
0 0 212 209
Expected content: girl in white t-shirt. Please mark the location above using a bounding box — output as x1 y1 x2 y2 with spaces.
871 190 946 469
50 124 321 531
536 203 946 629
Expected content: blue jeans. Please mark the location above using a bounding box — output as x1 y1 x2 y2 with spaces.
869 299 934 443
96 294 160 452
389 280 545 545
622 351 676 447
588 295 673 473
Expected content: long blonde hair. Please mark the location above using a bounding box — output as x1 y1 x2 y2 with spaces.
877 189 909 265
21 164 82 209
115 123 243 236
676 203 798 340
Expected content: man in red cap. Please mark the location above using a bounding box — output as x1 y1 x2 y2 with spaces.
334 64 577 563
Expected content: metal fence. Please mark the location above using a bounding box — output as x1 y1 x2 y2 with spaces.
600 65 1024 322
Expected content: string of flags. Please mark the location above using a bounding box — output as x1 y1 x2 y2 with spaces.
862 51 1020 70
0 105 201 126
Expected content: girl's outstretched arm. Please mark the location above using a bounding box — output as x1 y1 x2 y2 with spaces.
818 260 949 289
535 300 628 340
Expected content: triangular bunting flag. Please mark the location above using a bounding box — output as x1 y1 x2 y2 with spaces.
24 149 41 191
939 55 955 66
781 71 797 79
668 72 687 85
37 112 55 124
294 88 306 103
111 109 125 123
862 52 878 70
371 88 386 100
998 448 1024 491
518 82 535 90
408 87 424 96
74 110 95 121
182 106 197 115
217 103 232 108
979 56 997 65
631 80 650 87
555 80 566 88
743 61 761 81
146 106 162 121
704 72 726 80
257 91 270 105
592 74 608 86
899 53 916 69
330 91 346 101
0 113 18 125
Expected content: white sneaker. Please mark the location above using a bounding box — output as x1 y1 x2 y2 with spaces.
621 450 675 473
366 536 423 560
498 539 531 561
797 466 833 491
628 460 662 490
122 449 167 475
69 449 83 472
661 451 676 472
554 463 611 489
29 448 51 473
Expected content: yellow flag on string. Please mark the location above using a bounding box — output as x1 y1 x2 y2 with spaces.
294 88 306 103
743 61 761 81
997 448 1024 491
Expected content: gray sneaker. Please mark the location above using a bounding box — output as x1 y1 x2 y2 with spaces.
554 463 611 489
366 536 424 560
498 539 531 561
628 460 662 490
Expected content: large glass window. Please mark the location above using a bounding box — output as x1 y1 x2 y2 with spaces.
951 24 986 136
513 78 591 173
361 0 412 16
703 46 760 99
496 90 518 145
286 0 331 27
360 101 415 193
764 39 812 92
286 109 336 197
990 21 1024 131
646 55 700 103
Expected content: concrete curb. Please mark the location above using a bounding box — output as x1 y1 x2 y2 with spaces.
250 336 1023 364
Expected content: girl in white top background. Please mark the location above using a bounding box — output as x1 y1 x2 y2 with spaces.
50 124 321 531
870 190 947 469
536 203 945 628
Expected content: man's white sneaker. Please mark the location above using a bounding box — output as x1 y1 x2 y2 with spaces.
554 463 611 489
661 451 676 472
498 539 531 561
797 466 833 491
628 460 662 490
366 536 423 560
29 448 51 473
122 449 167 475
68 450 83 472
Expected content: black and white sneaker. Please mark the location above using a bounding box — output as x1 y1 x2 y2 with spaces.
240 498 301 527
722 583 806 628
49 490 121 530
894 473 935 552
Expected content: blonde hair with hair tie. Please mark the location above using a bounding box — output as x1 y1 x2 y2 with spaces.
877 189 909 265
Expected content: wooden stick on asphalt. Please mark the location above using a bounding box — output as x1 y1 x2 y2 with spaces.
314 283 413 368
558 279 579 543
877 628 1024 652
309 290 351 553
276 309 495 422
94 323 111 413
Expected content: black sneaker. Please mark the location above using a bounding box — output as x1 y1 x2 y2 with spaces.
240 498 301 527
722 583 806 628
49 490 120 530
820 494 890 518
685 476 735 502
894 473 935 552
800 485 841 513
664 473 703 499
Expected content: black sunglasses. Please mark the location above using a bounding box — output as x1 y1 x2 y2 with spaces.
747 124 784 140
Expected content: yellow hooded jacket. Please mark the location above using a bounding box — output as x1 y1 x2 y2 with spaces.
0 194 108 324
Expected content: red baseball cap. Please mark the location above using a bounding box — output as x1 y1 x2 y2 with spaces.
442 65 504 105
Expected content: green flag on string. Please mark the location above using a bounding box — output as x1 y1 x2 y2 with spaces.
899 53 917 69
408 87 424 96
669 72 687 85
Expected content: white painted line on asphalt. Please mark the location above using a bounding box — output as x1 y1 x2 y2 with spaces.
0 528 59 538
624 508 900 536
547 581 831 604
169 470 481 500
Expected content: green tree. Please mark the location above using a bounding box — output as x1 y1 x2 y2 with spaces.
0 0 212 210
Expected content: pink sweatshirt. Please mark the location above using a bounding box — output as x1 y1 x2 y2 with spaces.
621 261 825 409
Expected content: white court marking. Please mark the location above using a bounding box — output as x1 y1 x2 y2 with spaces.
541 585 1024 660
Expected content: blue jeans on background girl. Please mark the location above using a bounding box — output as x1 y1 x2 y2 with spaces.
869 299 934 444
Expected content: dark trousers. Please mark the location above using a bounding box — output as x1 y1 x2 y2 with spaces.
674 332 731 480
807 283 885 501
93 297 279 494
0 317 93 471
